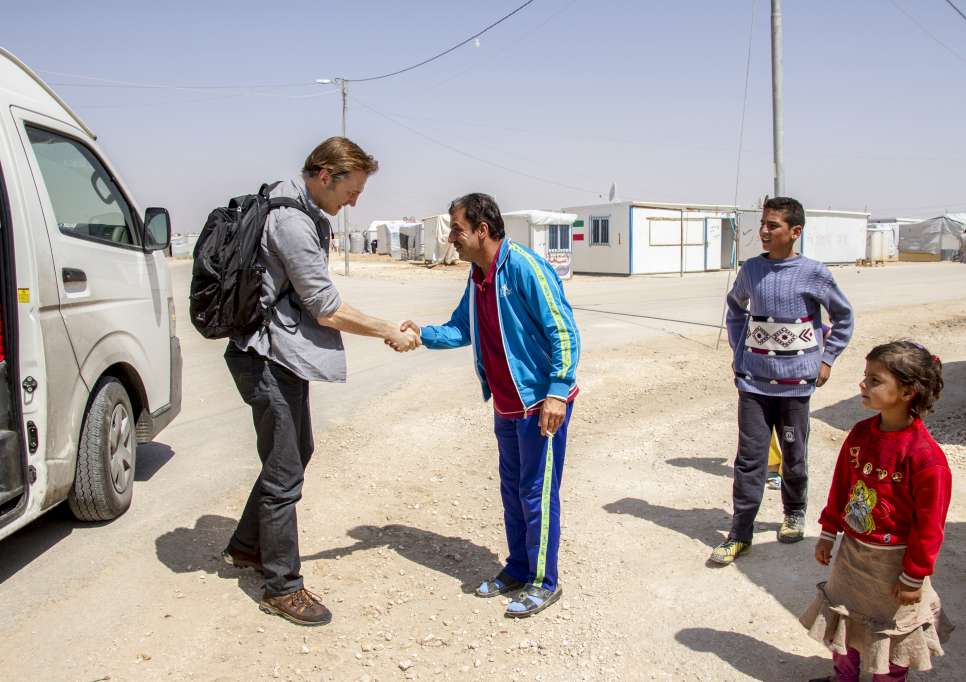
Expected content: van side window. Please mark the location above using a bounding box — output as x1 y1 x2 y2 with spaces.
25 126 138 247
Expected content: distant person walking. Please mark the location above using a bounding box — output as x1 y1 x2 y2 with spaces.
223 137 417 626
801 341 953 682
711 197 854 565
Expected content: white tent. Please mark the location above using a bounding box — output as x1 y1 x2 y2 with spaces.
421 214 458 264
502 210 577 279
370 220 416 259
399 223 424 260
898 216 965 261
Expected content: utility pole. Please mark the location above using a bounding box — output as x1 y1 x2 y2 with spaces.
771 0 785 197
340 78 349 278
316 77 351 277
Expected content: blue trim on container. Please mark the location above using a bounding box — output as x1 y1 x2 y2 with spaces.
628 204 634 275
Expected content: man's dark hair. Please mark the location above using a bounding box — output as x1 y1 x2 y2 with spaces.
763 196 806 229
449 193 505 240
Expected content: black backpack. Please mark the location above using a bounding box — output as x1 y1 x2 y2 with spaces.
189 182 324 340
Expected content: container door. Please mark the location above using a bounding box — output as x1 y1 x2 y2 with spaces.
14 111 170 411
705 218 722 270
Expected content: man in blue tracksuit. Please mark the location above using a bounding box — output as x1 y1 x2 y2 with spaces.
398 193 580 618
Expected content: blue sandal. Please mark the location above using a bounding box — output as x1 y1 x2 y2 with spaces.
505 584 562 618
475 570 525 598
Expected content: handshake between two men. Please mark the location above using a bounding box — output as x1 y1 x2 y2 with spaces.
385 320 422 352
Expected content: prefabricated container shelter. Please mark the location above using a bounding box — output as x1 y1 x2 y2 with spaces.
562 201 736 275
736 208 870 264
502 210 577 279
421 214 458 264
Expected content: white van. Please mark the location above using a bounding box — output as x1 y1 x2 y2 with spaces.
0 48 181 540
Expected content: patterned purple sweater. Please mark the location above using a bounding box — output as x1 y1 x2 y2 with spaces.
726 254 854 397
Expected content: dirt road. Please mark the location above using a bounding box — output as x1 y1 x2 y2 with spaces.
1 260 963 681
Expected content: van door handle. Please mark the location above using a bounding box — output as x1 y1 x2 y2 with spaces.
62 268 87 283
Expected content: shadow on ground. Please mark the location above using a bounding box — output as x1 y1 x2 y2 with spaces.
813 360 966 447
303 524 502 594
604 497 819 618
154 514 262 602
666 456 733 479
610 499 965 680
0 504 81 583
675 628 828 680
135 442 175 481
1 442 176 583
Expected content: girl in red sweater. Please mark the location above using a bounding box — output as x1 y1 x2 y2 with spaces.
801 340 953 682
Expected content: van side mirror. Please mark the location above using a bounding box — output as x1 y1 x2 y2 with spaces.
143 207 171 252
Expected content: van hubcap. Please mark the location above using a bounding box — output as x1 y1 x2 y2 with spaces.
109 405 134 494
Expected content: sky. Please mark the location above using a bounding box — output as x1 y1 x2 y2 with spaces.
5 0 966 234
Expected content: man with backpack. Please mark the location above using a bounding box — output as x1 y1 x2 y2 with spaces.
203 137 417 626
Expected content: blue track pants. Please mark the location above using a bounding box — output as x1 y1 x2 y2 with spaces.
494 401 573 592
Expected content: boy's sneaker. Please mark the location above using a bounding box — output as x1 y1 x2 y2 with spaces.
709 539 751 565
778 513 806 543
766 472 782 490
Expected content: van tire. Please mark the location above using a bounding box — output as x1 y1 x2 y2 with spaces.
68 378 136 521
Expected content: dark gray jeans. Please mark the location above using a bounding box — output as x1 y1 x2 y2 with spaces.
730 391 810 543
225 344 314 596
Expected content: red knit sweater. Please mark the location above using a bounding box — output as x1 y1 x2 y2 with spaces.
818 415 952 588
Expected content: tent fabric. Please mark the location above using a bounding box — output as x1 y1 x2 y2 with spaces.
421 214 458 264
501 210 577 226
898 216 965 261
370 220 418 258
399 223 424 260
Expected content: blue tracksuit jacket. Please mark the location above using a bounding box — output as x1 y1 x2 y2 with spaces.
420 239 580 411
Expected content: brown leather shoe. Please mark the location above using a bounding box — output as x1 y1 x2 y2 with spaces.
259 588 332 626
222 545 263 573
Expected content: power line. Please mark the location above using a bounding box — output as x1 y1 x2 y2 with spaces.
944 0 966 24
889 0 966 65
348 94 602 196
717 0 758 352
344 0 537 82
423 0 579 92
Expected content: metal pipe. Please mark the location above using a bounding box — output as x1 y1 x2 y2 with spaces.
771 0 785 197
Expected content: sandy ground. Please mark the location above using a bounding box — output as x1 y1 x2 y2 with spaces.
1 259 964 682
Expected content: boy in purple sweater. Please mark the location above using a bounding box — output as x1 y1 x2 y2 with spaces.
710 197 854 565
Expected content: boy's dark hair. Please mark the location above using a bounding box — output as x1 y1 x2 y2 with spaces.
449 193 505 239
763 196 806 229
866 340 944 416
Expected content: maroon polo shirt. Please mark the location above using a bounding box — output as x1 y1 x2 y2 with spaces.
473 255 578 419
473 257 522 416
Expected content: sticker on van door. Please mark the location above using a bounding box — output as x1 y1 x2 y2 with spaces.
17 288 29 303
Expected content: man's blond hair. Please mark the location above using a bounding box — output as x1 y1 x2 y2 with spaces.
302 136 379 179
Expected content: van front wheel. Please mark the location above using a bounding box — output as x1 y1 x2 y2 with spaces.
68 378 136 521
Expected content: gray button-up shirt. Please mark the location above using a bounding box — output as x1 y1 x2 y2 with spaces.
232 177 346 382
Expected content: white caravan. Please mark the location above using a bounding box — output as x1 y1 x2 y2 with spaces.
0 48 182 540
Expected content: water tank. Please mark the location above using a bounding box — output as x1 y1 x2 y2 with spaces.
349 232 365 254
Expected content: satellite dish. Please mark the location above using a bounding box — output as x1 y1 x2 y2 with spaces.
608 182 618 203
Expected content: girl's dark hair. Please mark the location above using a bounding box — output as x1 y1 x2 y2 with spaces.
866 340 944 415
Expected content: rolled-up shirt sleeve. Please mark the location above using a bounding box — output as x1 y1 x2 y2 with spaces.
267 210 342 318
